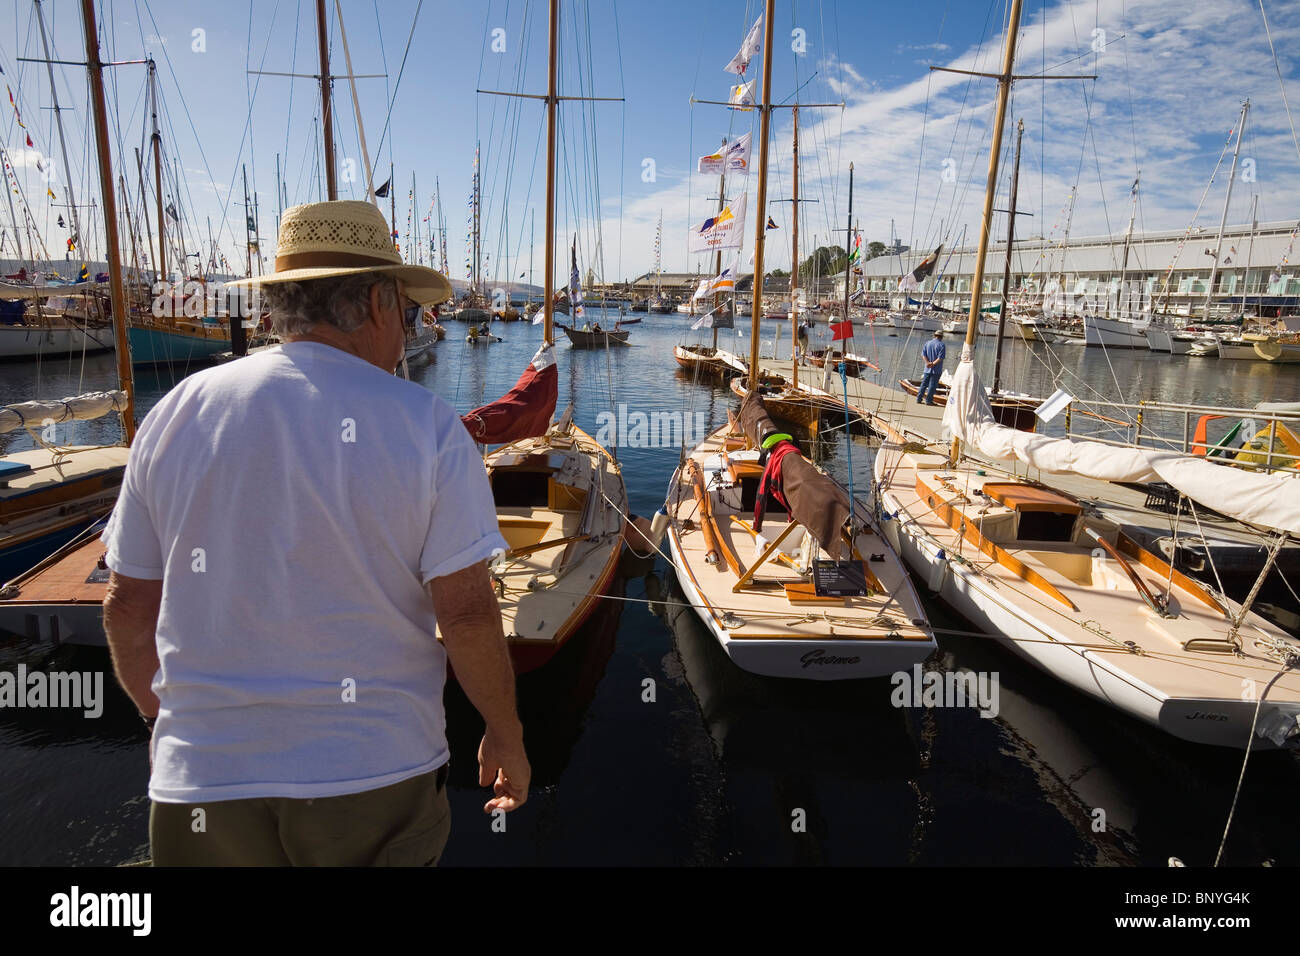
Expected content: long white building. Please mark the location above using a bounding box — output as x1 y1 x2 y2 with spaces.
851 219 1300 317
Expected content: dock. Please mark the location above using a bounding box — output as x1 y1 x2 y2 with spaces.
758 358 1300 619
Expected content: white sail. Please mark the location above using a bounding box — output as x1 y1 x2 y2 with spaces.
941 359 1300 535
0 391 128 435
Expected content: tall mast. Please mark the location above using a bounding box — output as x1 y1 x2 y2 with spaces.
992 117 1023 396
148 58 167 282
315 0 337 200
1205 100 1248 320
824 161 852 391
746 0 775 392
961 0 1022 354
134 147 154 282
81 0 136 441
711 151 727 348
334 0 376 203
473 142 482 292
529 206 534 292
242 164 254 277
411 170 419 264
1239 193 1259 319
790 106 800 388
542 1 558 345
389 161 396 251
35 0 81 257
1118 170 1139 309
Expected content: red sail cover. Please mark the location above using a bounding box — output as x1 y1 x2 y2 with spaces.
460 344 558 444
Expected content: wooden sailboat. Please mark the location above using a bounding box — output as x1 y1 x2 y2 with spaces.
659 1 934 681
0 0 140 642
452 0 630 674
873 0 1300 749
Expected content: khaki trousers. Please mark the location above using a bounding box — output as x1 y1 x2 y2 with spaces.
149 765 450 866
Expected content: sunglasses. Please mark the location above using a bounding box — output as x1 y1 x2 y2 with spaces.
403 302 422 327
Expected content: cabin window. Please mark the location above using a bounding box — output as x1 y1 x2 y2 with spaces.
1016 510 1076 542
490 468 551 508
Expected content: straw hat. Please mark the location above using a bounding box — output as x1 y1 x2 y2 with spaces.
226 200 452 305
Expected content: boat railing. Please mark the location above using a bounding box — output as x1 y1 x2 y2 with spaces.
1061 397 1300 477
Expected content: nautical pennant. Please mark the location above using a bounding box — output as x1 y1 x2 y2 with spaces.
723 16 763 75
688 194 747 253
728 81 756 110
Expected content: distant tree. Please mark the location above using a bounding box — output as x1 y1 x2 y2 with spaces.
866 241 887 260
799 245 846 280
769 268 788 277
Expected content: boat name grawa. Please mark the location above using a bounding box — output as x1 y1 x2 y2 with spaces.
593 403 711 449
890 664 999 718
0 665 103 718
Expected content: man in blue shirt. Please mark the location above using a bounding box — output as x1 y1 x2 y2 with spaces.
918 329 946 405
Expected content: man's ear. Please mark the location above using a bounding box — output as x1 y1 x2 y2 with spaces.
367 281 386 327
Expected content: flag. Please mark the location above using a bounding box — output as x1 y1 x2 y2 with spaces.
723 15 763 75
460 343 558 444
569 237 584 318
728 81 756 110
831 319 853 341
697 131 752 174
691 307 734 330
374 177 391 198
708 261 738 294
898 244 942 291
766 216 778 230
67 237 76 252
688 195 747 253
25 133 32 148
56 214 64 227
165 202 178 221
848 233 862 262
77 263 88 282
47 188 56 201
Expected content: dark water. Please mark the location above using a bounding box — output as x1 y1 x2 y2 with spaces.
0 311 1298 866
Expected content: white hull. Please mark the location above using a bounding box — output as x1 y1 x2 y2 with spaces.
889 311 945 333
1084 315 1150 349
1144 328 1172 352
0 324 116 358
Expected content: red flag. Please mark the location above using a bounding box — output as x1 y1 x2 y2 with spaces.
25 133 33 148
831 319 853 341
460 344 558 444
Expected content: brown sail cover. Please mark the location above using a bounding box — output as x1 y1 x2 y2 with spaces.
461 349 558 444
738 391 851 559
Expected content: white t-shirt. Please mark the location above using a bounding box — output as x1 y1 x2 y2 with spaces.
103 341 506 803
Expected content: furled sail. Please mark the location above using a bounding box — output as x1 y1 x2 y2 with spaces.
0 390 128 435
738 391 851 558
941 359 1300 535
460 343 558 445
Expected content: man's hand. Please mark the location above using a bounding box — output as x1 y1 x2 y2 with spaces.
431 560 530 813
478 725 530 813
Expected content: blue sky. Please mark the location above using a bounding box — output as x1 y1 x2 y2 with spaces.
4 0 1300 284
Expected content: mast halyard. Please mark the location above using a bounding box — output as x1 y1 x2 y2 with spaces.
148 58 167 283
991 117 1024 396
790 106 799 389
1204 100 1249 321
746 0 775 393
542 1 558 346
80 0 136 442
35 0 81 259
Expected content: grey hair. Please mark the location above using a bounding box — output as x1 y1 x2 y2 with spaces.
263 273 397 337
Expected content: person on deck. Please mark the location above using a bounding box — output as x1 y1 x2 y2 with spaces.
918 329 945 405
103 200 529 867
797 318 810 358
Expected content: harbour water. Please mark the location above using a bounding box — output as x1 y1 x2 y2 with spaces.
1 308 1298 866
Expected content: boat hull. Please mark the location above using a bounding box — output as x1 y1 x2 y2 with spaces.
0 324 116 359
1084 315 1150 349
128 324 232 366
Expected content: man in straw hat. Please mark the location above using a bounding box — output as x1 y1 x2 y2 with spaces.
103 200 528 866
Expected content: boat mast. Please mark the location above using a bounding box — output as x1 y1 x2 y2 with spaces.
134 148 154 282
389 161 396 251
80 0 136 441
711 150 727 348
473 142 482 294
960 0 1021 355
790 105 799 389
242 164 255 277
824 160 852 391
1204 100 1249 321
147 58 167 282
746 0 775 393
315 0 338 200
411 171 419 264
991 117 1023 396
1118 170 1138 316
35 0 81 258
542 0 558 346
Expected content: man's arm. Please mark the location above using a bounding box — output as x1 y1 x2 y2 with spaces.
430 560 530 813
103 571 163 718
